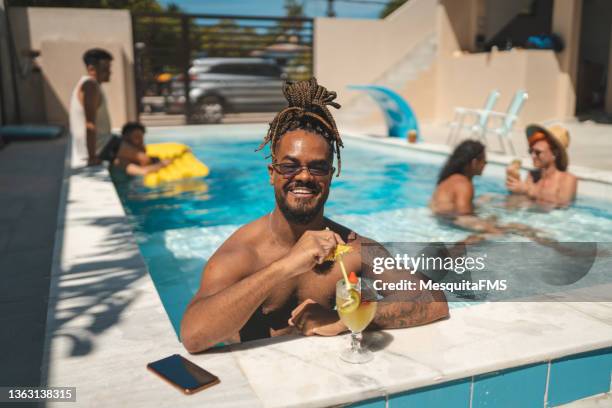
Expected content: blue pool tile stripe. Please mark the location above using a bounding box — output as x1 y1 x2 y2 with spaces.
349 396 386 408
547 347 612 407
348 348 612 408
388 378 471 408
472 363 548 408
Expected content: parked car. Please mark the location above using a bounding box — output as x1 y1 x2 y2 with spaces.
166 58 287 123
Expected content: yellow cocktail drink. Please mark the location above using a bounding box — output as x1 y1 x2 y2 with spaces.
335 273 379 363
337 297 377 333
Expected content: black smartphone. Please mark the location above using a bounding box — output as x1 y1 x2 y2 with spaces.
147 354 220 395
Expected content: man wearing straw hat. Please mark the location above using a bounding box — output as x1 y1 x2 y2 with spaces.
506 124 577 207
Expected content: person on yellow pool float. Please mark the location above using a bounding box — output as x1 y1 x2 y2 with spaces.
112 122 172 176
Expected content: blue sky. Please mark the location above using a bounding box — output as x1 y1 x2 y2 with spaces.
158 0 387 19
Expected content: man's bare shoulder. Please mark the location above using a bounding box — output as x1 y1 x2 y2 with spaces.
80 79 101 109
561 171 577 183
194 216 273 298
207 215 269 270
80 79 100 95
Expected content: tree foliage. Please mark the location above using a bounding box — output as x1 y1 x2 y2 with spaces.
197 19 263 58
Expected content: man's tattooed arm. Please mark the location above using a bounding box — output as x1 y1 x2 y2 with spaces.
370 292 449 329
358 237 450 330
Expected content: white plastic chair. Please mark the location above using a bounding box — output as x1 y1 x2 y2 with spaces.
481 90 529 155
447 90 500 145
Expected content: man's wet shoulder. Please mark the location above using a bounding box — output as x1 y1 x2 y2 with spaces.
220 215 269 249
561 171 577 182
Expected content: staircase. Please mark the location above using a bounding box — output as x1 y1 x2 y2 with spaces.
338 32 437 130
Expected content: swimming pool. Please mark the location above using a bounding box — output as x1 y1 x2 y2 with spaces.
112 126 612 336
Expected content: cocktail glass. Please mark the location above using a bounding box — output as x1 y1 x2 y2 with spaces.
335 278 378 363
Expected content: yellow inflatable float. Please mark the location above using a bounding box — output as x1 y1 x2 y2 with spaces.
143 142 209 187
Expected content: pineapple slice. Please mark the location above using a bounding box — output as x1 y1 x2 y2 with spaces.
325 244 352 262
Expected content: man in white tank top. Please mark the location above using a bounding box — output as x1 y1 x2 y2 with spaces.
69 48 118 167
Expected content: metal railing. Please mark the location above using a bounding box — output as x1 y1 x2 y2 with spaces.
132 12 314 123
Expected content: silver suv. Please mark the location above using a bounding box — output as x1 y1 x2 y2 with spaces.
167 58 287 123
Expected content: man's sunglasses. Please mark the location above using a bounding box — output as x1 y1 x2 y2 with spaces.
271 162 335 178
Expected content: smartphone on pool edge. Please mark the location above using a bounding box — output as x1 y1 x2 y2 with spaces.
147 354 220 395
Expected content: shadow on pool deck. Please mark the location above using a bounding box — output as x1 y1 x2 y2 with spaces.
0 138 153 405
43 164 151 362
0 136 66 393
47 251 146 357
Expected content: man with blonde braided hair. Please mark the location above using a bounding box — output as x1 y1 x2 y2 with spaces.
181 78 448 353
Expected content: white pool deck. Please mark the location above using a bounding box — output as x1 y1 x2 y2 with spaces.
43 126 612 407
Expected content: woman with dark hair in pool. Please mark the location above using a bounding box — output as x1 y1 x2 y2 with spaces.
430 140 505 234
431 140 487 215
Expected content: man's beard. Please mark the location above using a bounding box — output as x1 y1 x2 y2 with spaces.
275 182 327 225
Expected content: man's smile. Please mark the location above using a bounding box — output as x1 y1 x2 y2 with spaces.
289 186 317 198
286 182 320 200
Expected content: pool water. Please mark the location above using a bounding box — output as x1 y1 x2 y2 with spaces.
113 130 612 336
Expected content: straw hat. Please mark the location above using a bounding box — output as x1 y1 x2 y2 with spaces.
525 124 570 171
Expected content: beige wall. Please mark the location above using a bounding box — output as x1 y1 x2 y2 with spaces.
436 0 583 123
8 7 136 127
436 49 561 125
314 0 585 127
41 42 130 128
314 18 385 104
436 0 582 123
315 0 437 106
436 49 521 121
400 59 437 121
438 0 478 53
